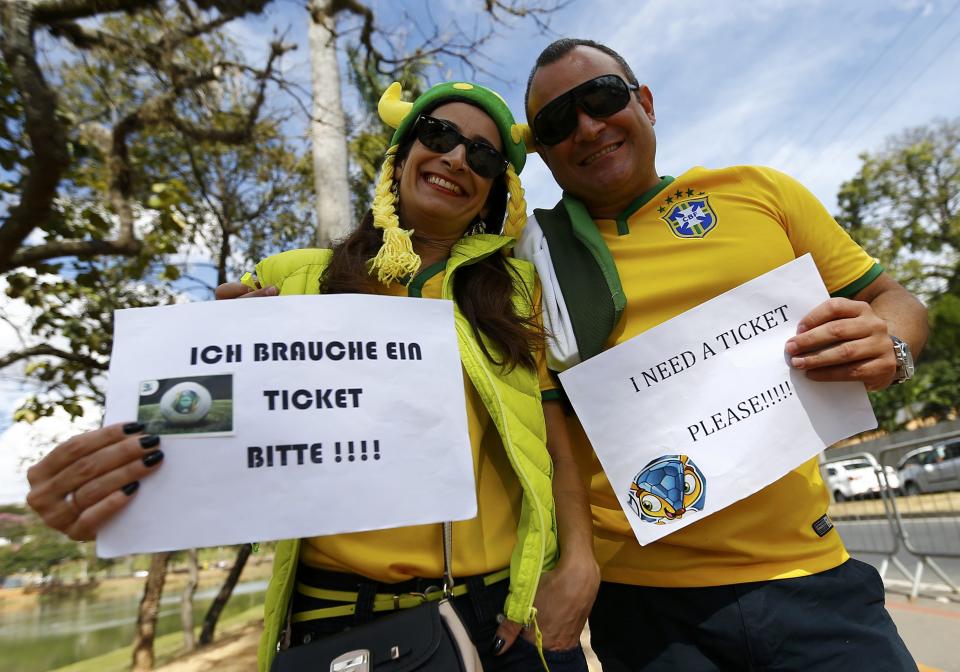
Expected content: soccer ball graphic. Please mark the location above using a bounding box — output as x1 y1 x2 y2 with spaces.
159 382 213 425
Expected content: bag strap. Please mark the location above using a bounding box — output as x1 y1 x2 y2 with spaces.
442 521 454 598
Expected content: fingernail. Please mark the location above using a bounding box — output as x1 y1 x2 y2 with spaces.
791 357 804 369
784 341 798 355
143 450 164 467
122 481 140 496
265 286 278 296
123 422 145 434
492 637 505 654
796 322 808 334
139 435 160 449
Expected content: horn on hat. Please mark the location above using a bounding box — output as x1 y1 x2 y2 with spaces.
378 82 413 129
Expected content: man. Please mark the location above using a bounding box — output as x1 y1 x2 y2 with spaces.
517 38 927 671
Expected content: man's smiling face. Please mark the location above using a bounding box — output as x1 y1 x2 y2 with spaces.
528 46 660 218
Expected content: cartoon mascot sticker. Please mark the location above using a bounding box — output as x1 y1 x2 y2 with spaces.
627 454 707 524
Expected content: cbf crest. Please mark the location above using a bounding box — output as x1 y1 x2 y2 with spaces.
627 454 707 525
661 196 717 239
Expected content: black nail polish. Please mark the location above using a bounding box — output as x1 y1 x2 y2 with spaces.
492 637 505 655
122 481 140 496
139 435 160 449
142 450 164 467
123 422 145 434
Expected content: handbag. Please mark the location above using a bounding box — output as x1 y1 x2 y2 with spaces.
271 522 484 672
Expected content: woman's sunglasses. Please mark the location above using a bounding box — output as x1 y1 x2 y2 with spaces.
532 74 639 146
414 115 509 179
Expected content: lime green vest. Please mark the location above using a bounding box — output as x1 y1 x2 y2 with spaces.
255 235 559 671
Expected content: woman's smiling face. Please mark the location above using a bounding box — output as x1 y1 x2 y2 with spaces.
395 101 504 237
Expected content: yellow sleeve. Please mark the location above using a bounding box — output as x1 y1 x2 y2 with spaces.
748 166 883 297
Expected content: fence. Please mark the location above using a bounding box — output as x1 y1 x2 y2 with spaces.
822 429 960 599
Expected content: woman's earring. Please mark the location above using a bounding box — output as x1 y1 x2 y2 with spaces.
391 179 400 208
467 217 486 236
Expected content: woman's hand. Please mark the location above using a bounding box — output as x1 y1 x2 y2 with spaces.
214 282 277 300
26 422 165 541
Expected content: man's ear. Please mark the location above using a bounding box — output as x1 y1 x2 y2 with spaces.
637 85 656 126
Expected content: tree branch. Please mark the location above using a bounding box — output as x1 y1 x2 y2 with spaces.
10 238 143 269
0 344 106 372
0 2 72 270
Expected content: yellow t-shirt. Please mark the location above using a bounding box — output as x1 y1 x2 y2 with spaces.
300 260 556 582
572 165 881 587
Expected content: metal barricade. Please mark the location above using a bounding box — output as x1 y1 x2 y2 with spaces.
823 430 960 600
877 438 960 599
821 452 913 588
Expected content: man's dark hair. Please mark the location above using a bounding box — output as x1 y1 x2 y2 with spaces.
524 38 639 115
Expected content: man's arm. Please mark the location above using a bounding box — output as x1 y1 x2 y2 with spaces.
784 272 928 391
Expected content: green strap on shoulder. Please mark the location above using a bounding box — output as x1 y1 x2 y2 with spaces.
533 195 626 362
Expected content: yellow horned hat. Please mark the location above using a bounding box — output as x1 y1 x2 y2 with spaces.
368 81 535 285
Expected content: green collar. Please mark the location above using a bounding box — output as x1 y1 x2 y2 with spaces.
613 176 675 235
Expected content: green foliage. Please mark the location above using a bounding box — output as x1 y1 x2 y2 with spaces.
0 516 83 576
2 4 314 422
837 118 960 426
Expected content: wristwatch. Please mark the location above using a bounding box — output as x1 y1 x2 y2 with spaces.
890 335 915 385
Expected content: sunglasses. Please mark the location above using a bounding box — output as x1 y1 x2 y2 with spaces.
532 74 639 146
413 115 509 179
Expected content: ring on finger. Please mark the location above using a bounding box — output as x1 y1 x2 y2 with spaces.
65 490 82 516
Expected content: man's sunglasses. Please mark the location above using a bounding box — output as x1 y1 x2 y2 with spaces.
532 74 639 146
414 115 509 179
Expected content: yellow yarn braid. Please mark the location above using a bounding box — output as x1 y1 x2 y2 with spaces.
501 165 527 241
369 148 421 285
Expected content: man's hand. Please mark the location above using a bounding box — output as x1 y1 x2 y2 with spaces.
492 556 599 655
531 557 600 650
214 282 277 300
784 297 895 391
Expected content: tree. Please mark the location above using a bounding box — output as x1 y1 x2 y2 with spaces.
198 542 252 645
180 549 199 652
302 0 567 244
132 551 172 672
836 118 960 428
1 1 307 421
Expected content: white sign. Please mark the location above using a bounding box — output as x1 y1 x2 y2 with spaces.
559 255 877 546
99 294 476 558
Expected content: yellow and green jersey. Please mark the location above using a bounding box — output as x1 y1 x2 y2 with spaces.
525 165 880 587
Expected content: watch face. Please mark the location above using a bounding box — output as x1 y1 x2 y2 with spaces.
891 336 914 382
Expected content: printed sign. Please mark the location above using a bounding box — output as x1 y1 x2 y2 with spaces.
559 255 877 545
99 294 475 557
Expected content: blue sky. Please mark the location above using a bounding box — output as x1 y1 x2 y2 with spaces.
1 0 959 503
235 0 960 213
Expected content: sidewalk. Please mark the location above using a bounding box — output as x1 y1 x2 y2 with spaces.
886 593 960 672
154 592 959 672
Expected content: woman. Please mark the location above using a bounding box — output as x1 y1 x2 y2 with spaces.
26 81 598 671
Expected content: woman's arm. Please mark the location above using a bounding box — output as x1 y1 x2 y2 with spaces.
494 399 600 653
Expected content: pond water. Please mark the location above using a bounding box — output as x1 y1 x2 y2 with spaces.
0 579 267 672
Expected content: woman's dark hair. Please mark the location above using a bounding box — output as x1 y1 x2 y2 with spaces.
321 104 543 371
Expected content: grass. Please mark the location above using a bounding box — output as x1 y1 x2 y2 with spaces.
138 400 234 435
50 604 264 672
